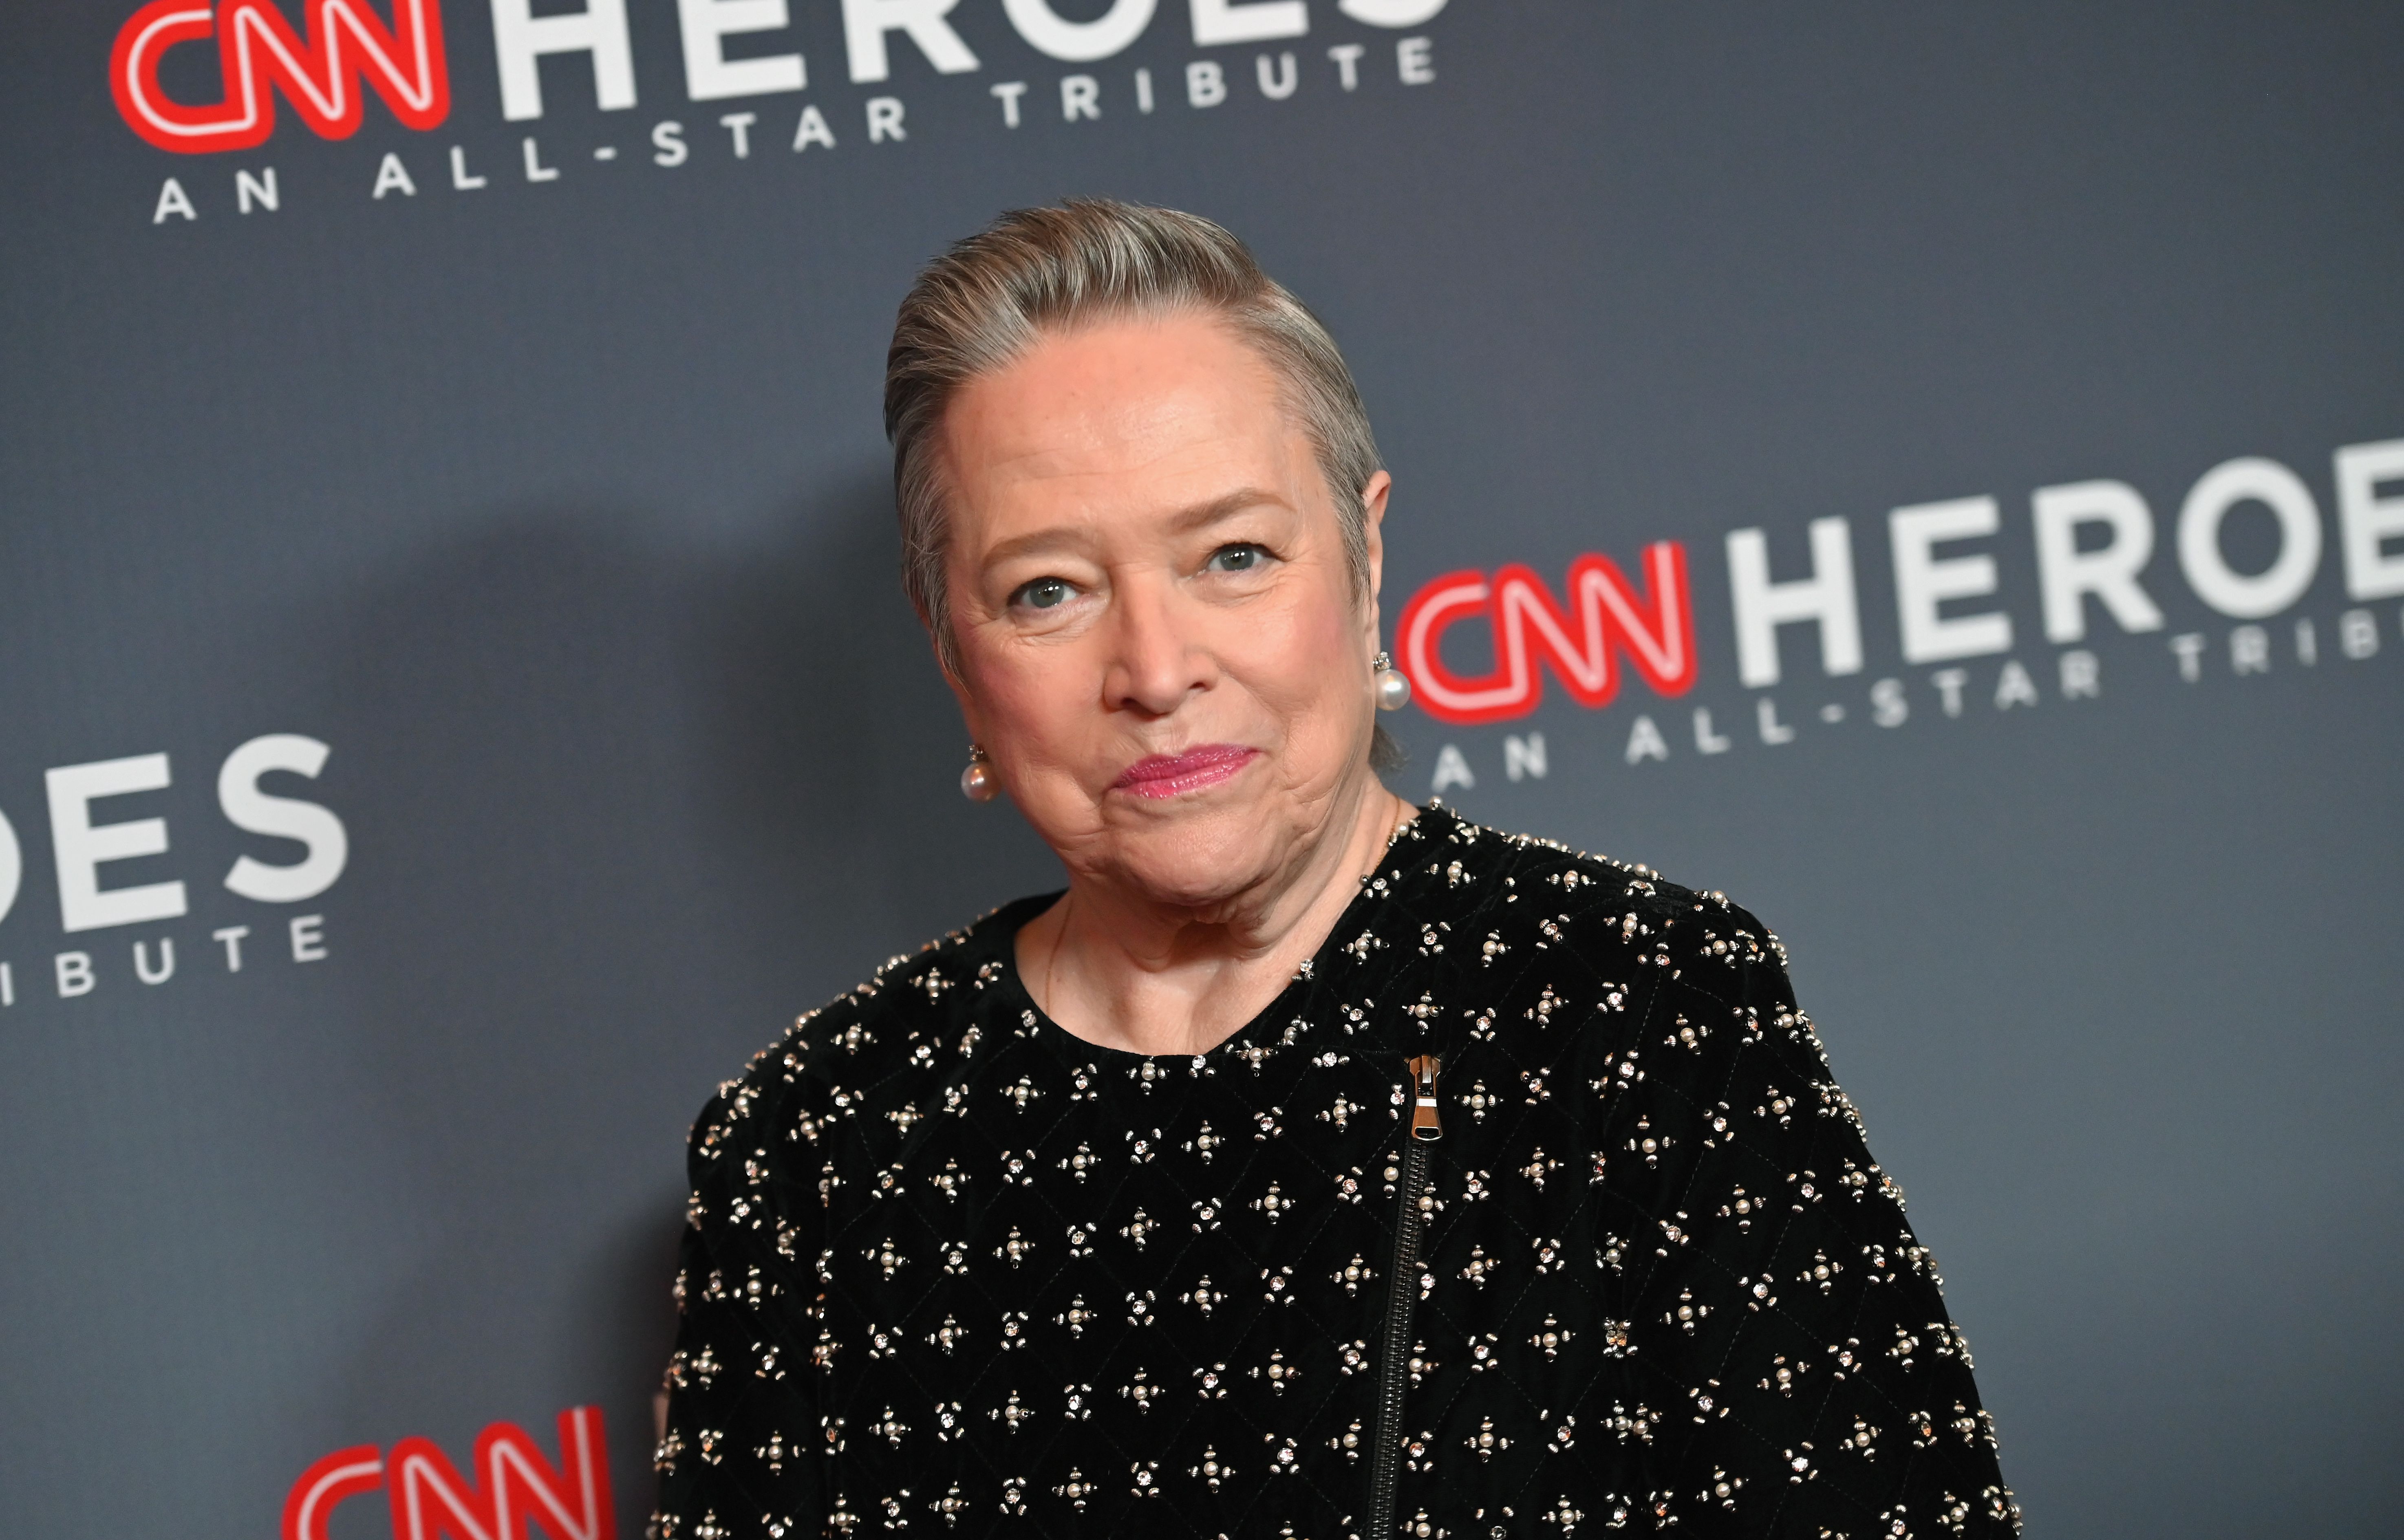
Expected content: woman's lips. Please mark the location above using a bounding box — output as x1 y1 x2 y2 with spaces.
1112 744 1260 800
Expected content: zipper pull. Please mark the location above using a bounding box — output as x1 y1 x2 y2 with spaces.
1407 1054 1442 1141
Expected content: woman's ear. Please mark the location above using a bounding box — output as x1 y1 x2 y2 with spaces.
929 611 986 741
1360 469 1393 641
942 661 984 745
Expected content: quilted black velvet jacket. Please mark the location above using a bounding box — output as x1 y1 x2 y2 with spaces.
652 804 2017 1539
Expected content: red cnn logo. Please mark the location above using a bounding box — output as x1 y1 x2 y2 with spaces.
282 1406 614 1540
1396 543 1698 725
111 0 449 154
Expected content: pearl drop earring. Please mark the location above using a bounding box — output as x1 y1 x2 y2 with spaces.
1372 651 1412 712
959 744 999 802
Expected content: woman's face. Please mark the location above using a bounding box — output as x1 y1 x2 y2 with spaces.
938 311 1390 915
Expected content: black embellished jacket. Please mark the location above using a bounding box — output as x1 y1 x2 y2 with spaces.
653 804 2017 1539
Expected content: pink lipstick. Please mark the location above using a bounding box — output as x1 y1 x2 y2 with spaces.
1112 744 1259 800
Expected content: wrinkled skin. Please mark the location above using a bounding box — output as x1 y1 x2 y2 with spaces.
936 311 1406 1056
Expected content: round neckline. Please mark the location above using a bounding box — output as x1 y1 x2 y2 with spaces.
981 802 1443 1068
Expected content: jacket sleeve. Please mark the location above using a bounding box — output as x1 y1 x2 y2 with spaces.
651 1074 825 1540
1592 902 2020 1537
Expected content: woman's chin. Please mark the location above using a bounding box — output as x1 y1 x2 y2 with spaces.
1097 814 1295 911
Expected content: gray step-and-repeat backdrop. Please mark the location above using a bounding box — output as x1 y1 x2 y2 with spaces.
2 2 2397 1536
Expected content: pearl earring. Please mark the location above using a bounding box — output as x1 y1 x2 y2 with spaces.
1373 651 1412 712
959 744 999 802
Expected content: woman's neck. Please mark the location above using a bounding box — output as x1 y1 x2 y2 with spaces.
1019 776 1410 1058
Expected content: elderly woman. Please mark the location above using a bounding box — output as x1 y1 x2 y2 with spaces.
653 202 2016 1540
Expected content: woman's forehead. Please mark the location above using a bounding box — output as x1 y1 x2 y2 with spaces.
941 318 1324 538
951 318 1293 462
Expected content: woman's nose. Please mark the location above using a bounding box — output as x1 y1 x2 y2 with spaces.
1101 578 1213 717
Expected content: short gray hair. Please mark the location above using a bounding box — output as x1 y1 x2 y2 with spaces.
884 199 1385 673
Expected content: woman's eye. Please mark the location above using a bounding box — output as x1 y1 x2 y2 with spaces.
1207 544 1268 574
1012 577 1074 611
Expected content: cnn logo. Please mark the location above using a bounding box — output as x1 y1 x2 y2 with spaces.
283 1406 613 1540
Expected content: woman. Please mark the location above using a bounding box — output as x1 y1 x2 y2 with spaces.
653 202 2016 1540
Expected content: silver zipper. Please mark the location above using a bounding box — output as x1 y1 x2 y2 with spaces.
1368 1055 1441 1540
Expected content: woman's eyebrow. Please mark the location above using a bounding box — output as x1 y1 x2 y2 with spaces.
977 487 1291 570
978 524 1094 570
1165 487 1289 535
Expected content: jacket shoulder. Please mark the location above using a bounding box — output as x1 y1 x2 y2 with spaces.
688 903 1032 1170
1439 809 1784 962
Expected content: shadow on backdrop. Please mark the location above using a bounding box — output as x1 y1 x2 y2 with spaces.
308 474 1057 1524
